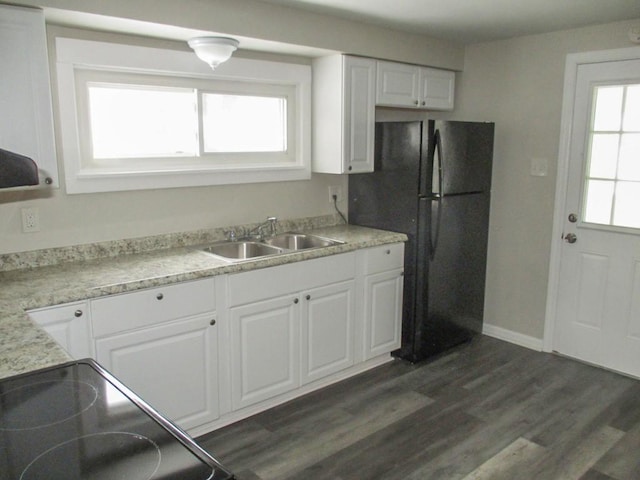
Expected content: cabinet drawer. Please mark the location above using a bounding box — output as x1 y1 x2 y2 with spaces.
362 243 405 274
91 278 215 337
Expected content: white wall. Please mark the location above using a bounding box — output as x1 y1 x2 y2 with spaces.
0 0 463 255
454 18 640 339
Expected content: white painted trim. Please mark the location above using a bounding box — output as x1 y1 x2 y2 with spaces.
483 324 543 351
543 45 640 353
55 37 311 194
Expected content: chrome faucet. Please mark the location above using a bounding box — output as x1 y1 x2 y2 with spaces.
246 216 278 240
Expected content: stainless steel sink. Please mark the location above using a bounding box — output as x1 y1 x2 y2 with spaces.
200 241 284 260
263 233 344 250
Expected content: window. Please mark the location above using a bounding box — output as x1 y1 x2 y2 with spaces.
56 38 310 193
583 84 640 229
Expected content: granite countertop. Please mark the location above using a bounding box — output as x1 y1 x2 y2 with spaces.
0 224 406 380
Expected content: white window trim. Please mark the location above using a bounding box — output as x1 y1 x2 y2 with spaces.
55 37 311 194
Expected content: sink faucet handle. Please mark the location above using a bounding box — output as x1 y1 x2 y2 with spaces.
267 217 278 236
224 229 237 241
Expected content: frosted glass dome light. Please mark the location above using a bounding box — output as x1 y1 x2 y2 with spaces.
188 37 239 70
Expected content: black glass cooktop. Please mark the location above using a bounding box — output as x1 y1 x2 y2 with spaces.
0 359 234 480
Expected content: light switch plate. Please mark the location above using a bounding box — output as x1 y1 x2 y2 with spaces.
530 157 548 177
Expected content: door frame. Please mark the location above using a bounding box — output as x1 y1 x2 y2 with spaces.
543 45 640 352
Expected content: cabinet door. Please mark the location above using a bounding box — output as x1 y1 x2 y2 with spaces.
343 56 376 173
301 280 355 385
376 61 420 107
419 67 455 110
95 314 219 431
363 270 403 359
0 5 58 187
230 295 299 410
28 302 93 359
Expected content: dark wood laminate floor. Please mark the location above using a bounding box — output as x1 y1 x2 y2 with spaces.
198 336 640 480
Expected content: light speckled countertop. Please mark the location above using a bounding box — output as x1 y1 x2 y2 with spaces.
0 223 406 380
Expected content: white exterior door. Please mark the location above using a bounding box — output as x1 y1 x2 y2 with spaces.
549 50 640 378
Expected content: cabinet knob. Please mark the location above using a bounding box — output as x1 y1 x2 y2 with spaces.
421 101 426 106
386 249 391 255
293 298 299 304
44 177 53 185
210 319 216 326
414 99 419 105
74 309 83 317
156 293 164 300
348 165 353 171
306 295 311 300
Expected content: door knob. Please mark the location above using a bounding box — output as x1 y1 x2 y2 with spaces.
564 233 577 244
568 213 578 223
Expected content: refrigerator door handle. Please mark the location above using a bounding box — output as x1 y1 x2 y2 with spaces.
430 194 442 260
429 130 444 260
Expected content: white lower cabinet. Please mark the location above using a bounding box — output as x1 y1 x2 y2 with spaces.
301 280 355 385
95 313 219 430
28 242 405 435
227 252 357 411
230 295 299 409
363 270 403 359
359 243 405 360
90 278 219 431
28 301 93 358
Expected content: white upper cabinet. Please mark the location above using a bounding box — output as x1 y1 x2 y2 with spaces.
0 5 58 188
312 55 376 174
376 60 455 111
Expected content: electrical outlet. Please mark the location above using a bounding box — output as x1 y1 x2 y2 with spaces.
21 207 40 233
328 185 343 203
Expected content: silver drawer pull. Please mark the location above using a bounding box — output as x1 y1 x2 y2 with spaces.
74 309 83 317
156 293 164 300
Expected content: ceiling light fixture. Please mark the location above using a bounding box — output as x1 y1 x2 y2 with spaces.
188 36 239 71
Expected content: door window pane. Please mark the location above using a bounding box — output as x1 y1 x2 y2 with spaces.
593 86 623 131
613 182 640 228
584 180 614 225
88 85 197 159
583 84 640 229
588 133 618 179
202 93 287 153
623 85 640 131
618 133 640 181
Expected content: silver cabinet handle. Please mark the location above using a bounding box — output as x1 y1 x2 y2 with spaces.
156 293 164 300
74 309 83 317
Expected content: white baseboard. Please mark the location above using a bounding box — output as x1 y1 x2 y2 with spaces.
482 323 543 351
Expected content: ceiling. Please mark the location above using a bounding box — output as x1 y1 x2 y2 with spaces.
254 0 640 44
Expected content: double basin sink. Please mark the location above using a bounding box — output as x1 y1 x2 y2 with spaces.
197 232 344 262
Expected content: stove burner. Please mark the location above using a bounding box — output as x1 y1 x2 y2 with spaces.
20 432 162 480
0 380 98 430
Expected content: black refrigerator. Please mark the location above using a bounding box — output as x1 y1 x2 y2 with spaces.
349 120 494 362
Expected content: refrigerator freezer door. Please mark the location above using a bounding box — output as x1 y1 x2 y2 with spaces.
349 122 422 238
433 121 494 195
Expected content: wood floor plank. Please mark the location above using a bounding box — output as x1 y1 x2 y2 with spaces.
460 437 546 480
592 421 640 480
197 336 640 480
